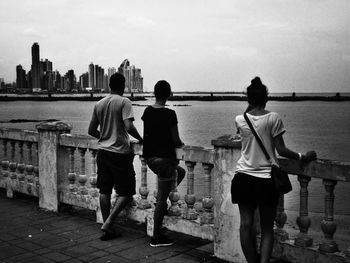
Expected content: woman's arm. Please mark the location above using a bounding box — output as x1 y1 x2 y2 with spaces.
273 133 316 162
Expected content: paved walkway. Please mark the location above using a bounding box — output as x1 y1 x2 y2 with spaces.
0 191 224 263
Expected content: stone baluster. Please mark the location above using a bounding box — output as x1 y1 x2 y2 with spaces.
138 156 151 209
68 147 77 193
78 148 88 195
168 169 181 216
275 195 289 241
295 175 313 247
25 142 34 194
201 163 214 224
17 141 25 183
319 179 338 253
1 139 10 178
89 149 98 197
9 140 17 180
184 161 197 220
34 143 39 192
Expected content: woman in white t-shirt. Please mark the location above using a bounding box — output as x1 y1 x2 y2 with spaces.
231 77 316 263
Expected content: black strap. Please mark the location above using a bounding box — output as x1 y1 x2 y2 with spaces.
243 112 271 161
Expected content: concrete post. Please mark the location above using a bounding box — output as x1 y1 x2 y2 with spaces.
211 135 246 263
36 121 71 212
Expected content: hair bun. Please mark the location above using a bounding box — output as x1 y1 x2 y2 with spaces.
251 77 262 86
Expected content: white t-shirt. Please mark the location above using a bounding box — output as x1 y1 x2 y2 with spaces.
235 112 286 178
92 94 134 154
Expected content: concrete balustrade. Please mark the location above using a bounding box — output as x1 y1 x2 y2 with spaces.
1 123 350 263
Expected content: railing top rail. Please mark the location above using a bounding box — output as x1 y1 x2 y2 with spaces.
279 158 350 182
59 134 214 164
0 128 38 142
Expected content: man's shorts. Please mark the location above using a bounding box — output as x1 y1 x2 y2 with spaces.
96 149 136 196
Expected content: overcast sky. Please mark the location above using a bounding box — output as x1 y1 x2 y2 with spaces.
0 0 349 92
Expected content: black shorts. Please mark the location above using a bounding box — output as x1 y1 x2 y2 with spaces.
231 172 279 206
96 149 136 196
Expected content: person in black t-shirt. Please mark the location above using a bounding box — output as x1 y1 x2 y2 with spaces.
141 80 185 247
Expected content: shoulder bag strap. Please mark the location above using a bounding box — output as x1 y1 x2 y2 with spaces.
243 112 271 162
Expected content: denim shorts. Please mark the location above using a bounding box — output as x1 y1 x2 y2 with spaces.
96 149 136 196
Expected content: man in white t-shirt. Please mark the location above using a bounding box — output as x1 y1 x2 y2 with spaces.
88 73 143 241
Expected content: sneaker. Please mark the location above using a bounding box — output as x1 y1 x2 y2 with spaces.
150 235 174 247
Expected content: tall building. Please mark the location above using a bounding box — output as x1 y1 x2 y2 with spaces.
118 59 143 92
88 63 95 89
107 67 116 90
16 65 27 90
79 72 89 90
31 43 41 92
65 70 76 92
53 71 62 91
0 78 5 91
103 74 109 92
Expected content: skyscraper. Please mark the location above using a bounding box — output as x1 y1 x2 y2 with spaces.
118 59 143 93
31 43 41 92
88 63 95 89
16 65 26 90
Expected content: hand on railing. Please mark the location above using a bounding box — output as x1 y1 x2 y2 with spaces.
301 151 317 163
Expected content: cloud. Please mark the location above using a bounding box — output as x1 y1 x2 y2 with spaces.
214 45 257 57
22 28 44 38
342 55 350 62
125 16 156 29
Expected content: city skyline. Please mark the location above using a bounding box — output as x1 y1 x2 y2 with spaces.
0 1 349 92
10 42 143 93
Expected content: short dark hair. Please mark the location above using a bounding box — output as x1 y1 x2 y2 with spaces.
154 80 171 99
246 77 268 107
109 73 125 91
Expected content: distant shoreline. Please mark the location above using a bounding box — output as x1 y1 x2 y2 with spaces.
0 94 349 102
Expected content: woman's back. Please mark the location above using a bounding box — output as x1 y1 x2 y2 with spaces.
235 111 285 178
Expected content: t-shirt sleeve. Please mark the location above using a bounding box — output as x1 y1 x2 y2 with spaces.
271 113 286 137
122 99 135 121
169 110 178 125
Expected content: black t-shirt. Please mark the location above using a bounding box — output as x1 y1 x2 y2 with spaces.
141 106 178 158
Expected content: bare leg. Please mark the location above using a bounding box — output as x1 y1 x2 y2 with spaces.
99 193 111 222
238 203 259 263
259 204 277 263
101 195 132 232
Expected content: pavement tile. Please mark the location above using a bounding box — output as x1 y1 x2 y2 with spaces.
77 250 109 262
102 237 147 253
0 233 17 242
116 243 169 261
30 235 69 247
74 233 101 244
63 260 83 263
160 253 200 263
17 255 56 263
90 254 132 263
34 248 53 255
42 252 72 262
2 252 37 263
16 241 43 251
60 244 98 258
0 245 27 260
48 240 78 251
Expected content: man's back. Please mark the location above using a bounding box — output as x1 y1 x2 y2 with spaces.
93 94 134 153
